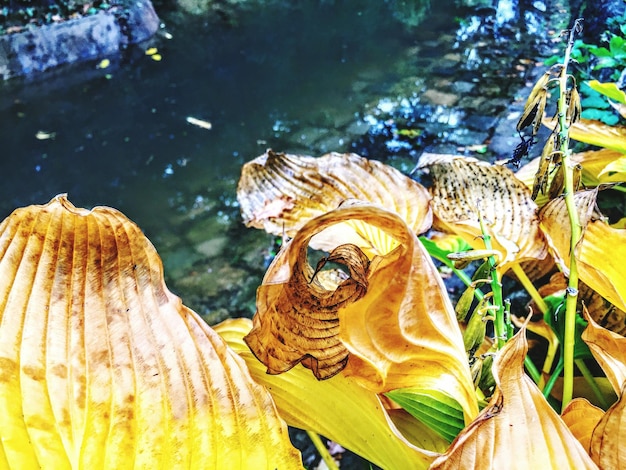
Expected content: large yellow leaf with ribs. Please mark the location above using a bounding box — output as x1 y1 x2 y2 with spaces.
237 150 432 256
0 195 301 469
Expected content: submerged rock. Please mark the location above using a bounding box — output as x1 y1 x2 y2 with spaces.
0 0 159 80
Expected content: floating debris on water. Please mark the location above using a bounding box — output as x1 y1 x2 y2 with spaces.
186 116 213 130
35 131 56 140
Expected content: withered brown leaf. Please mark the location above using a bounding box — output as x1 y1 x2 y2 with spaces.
418 153 548 272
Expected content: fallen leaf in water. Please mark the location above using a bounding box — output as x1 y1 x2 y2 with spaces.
96 58 110 69
0 195 301 468
35 130 56 140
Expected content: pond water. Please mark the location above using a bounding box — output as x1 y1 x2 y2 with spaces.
0 0 552 322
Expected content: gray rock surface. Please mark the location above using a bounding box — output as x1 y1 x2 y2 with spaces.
0 0 159 80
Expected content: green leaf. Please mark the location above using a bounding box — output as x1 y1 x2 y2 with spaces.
609 35 626 59
581 108 620 125
543 295 593 360
386 388 466 443
419 236 472 268
586 80 626 105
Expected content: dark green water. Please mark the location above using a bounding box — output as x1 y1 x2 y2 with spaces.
0 0 465 319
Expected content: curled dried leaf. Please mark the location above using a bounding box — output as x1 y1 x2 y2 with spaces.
237 150 432 255
567 86 582 126
517 71 551 133
430 326 597 469
531 137 556 201
0 196 301 468
418 153 548 271
245 202 479 422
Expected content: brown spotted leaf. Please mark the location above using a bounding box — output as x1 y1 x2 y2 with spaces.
430 326 597 469
237 150 432 255
0 196 301 469
244 201 479 422
418 153 548 272
540 190 626 312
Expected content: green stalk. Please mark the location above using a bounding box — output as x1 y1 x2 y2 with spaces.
575 359 610 410
557 20 584 412
306 431 339 470
478 217 507 348
510 263 549 315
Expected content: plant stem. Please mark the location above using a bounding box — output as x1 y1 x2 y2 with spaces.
524 356 541 384
558 19 584 412
306 431 339 470
510 263 549 315
575 359 610 410
478 217 507 348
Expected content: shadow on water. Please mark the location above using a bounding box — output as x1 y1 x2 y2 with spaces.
2 0 513 320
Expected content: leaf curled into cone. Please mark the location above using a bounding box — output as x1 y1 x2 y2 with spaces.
237 150 432 255
430 326 597 469
0 195 301 469
417 153 549 273
245 201 479 422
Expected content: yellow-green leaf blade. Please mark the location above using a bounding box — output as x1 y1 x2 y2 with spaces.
216 317 439 469
386 388 465 443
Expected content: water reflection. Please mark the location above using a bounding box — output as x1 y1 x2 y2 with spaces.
0 0 464 318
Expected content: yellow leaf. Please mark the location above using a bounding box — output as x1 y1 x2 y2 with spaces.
0 196 301 469
430 327 597 469
418 153 548 272
590 383 626 469
244 201 478 423
544 117 626 154
237 150 432 256
570 148 626 186
561 398 604 452
582 309 626 396
581 311 626 468
216 317 439 469
540 191 626 312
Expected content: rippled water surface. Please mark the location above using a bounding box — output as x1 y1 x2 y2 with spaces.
2 0 544 320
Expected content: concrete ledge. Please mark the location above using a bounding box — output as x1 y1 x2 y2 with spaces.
0 0 160 80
